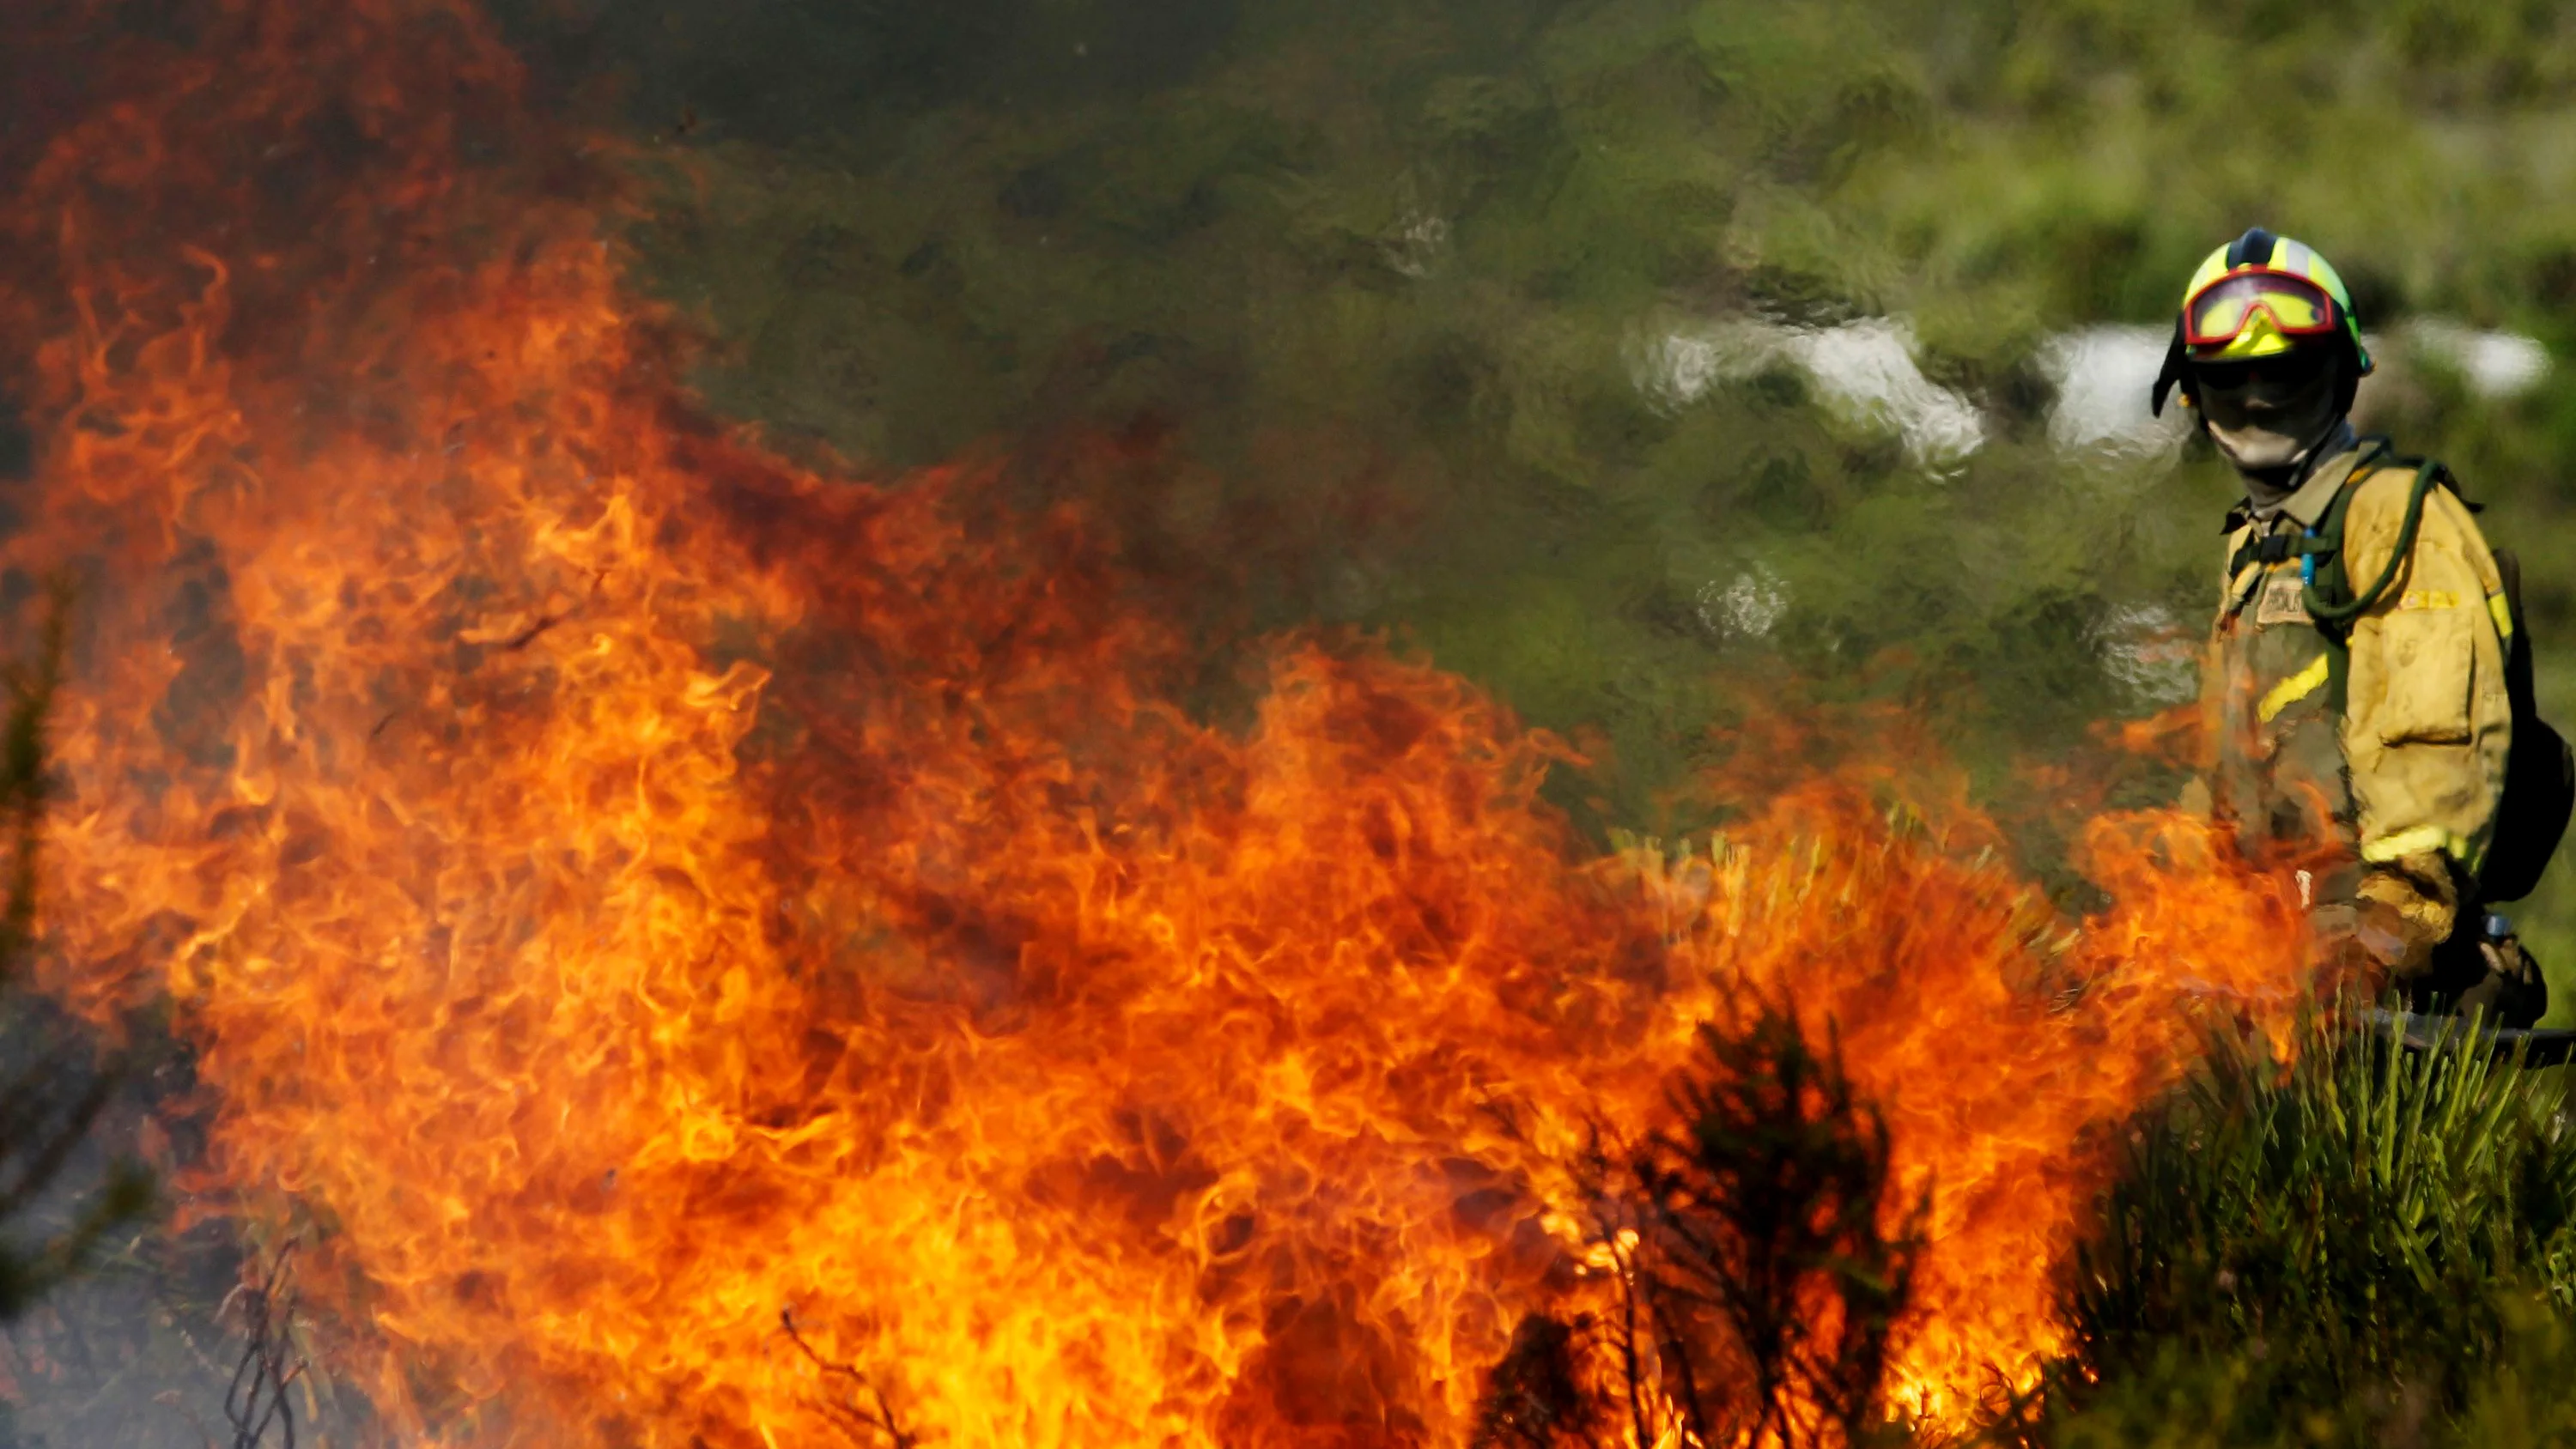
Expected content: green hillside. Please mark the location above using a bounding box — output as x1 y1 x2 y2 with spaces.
530 0 2576 988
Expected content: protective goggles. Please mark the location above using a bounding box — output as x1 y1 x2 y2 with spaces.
2182 270 2341 351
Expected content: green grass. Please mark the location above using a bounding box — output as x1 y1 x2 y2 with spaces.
2029 1009 2576 1447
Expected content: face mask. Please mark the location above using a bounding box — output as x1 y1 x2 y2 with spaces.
2192 350 2343 474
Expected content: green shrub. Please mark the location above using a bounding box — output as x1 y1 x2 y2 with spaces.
2452 1293 2576 1449
2049 1009 2576 1444
2028 1290 2576 1449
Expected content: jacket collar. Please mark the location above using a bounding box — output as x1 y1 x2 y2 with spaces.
2278 424 2372 528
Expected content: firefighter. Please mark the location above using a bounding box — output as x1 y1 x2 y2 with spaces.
2152 227 2548 1026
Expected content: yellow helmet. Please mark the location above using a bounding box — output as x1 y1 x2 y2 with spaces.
2151 228 2373 415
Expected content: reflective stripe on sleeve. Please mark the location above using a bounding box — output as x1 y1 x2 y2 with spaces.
2257 654 2331 724
2488 591 2515 641
2360 824 2470 864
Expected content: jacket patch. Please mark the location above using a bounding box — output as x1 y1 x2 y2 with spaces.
2254 574 2314 627
2398 588 2463 611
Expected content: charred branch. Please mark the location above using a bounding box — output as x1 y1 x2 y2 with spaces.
0 584 153 1319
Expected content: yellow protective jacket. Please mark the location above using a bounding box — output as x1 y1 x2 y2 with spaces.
2201 436 2515 961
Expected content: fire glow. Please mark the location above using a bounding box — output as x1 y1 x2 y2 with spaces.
0 2 2314 1444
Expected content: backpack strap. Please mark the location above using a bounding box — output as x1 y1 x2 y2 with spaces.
2302 454 2451 632
2244 440 2444 712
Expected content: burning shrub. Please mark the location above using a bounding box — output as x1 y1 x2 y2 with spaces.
1473 1006 1922 1449
0 0 2365 1439
1472 1314 1601 1449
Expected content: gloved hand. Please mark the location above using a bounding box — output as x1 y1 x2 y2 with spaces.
2350 852 2463 980
2460 927 2549 1030
2306 901 2369 979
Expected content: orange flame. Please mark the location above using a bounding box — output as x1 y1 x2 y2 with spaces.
0 3 2315 1444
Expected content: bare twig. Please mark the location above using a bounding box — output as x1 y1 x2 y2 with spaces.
499 611 566 652
220 1247 302 1449
779 1307 920 1448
